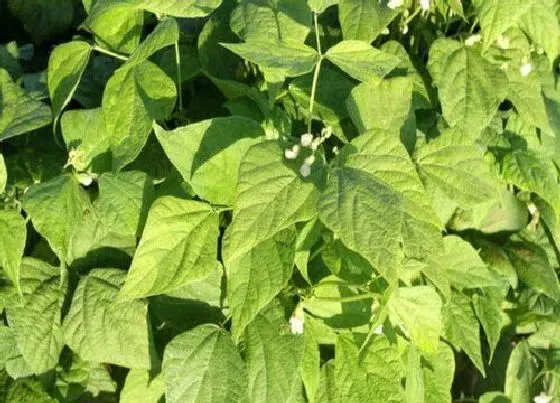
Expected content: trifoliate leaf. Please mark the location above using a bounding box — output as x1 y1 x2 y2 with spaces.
118 197 219 300
63 269 155 369
162 325 247 403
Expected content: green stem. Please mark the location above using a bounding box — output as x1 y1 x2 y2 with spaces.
174 41 183 110
92 45 128 61
307 12 322 134
403 6 421 26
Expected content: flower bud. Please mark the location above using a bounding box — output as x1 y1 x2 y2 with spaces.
300 163 311 177
300 133 314 147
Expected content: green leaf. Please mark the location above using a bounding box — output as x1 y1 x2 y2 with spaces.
428 39 507 137
63 269 155 369
221 39 319 79
7 0 75 44
124 0 222 17
118 197 219 300
472 288 504 360
387 286 443 354
308 0 338 13
61 108 111 173
128 17 179 64
338 0 399 43
503 241 560 301
69 171 154 263
318 130 448 293
231 0 312 42
505 340 534 403
301 324 321 402
443 291 485 375
244 301 304 403
155 117 264 205
0 210 26 290
22 174 90 262
519 0 560 64
0 69 51 141
121 370 164 403
223 140 319 268
47 41 91 124
5 258 64 374
325 40 400 86
227 228 295 341
346 76 413 133
423 342 455 403
162 325 247 403
83 3 144 54
358 334 405 403
444 236 504 290
102 61 176 171
477 0 532 53
316 360 337 402
0 326 18 371
501 149 560 217
414 128 502 223
507 74 551 132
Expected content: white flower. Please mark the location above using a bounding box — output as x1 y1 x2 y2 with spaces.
419 0 430 10
534 393 552 403
465 34 482 46
300 163 311 177
284 144 299 159
289 309 304 334
528 203 537 215
76 173 93 187
401 24 409 35
304 154 315 166
520 61 532 77
300 133 314 147
496 35 510 50
374 325 384 335
387 0 403 9
381 27 390 35
332 146 339 155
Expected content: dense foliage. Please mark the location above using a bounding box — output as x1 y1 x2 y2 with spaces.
1 0 560 402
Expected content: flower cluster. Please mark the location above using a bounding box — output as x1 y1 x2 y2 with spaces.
284 127 332 177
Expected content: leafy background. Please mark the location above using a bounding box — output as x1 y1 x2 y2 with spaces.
0 0 559 402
